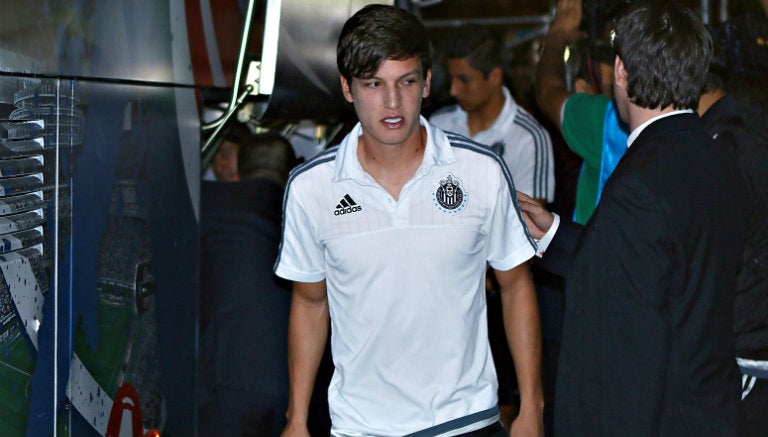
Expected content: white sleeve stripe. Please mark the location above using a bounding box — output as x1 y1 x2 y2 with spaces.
514 109 553 199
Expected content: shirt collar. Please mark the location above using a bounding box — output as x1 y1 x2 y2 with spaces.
333 115 456 183
488 86 518 131
627 109 693 147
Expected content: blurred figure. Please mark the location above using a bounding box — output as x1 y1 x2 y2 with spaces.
699 67 768 437
210 139 239 182
209 122 255 182
198 131 299 437
536 0 629 225
431 24 555 205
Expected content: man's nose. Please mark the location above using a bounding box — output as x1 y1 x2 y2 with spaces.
449 78 461 97
384 88 401 110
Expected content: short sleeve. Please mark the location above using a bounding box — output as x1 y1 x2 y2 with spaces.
487 165 536 271
274 183 326 282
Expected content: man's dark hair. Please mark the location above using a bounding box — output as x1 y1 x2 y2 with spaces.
440 24 501 78
337 4 433 83
613 0 713 109
237 132 298 185
222 121 253 145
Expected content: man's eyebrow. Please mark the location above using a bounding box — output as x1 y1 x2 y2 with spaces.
364 69 421 81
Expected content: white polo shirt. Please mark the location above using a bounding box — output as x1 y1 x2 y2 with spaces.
275 117 536 437
430 87 555 202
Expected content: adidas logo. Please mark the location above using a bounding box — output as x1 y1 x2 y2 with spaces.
334 194 362 216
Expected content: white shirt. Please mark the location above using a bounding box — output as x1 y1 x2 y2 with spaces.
275 117 536 436
430 87 555 202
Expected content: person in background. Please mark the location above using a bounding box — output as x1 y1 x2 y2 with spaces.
209 122 255 182
198 131 301 437
535 0 629 225
698 60 768 437
275 5 544 437
430 24 554 205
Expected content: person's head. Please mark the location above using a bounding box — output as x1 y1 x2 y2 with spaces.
212 122 256 182
612 0 713 114
337 4 432 85
572 40 616 99
697 54 729 115
212 140 239 182
237 132 299 187
439 24 504 113
337 5 432 149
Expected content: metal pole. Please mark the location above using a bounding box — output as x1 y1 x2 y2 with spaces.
720 0 729 23
202 0 257 132
702 0 711 25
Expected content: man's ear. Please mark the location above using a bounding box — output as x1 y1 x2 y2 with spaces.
423 69 432 98
489 66 503 86
341 75 353 103
614 56 628 91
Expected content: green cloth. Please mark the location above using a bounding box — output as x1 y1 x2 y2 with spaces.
562 93 611 224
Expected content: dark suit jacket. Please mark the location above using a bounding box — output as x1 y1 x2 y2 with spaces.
552 113 748 437
198 178 291 400
701 94 768 359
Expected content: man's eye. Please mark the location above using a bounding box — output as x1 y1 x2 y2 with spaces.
402 79 417 86
365 81 379 88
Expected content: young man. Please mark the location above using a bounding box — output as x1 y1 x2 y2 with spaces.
275 5 544 437
430 25 554 205
520 1 748 435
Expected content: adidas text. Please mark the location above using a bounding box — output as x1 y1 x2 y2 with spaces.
334 205 362 216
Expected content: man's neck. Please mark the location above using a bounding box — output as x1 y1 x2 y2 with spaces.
357 127 426 200
697 89 726 116
466 89 505 136
627 104 677 132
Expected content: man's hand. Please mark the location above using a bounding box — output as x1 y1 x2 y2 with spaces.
516 191 555 239
549 0 584 37
281 422 310 437
508 406 545 437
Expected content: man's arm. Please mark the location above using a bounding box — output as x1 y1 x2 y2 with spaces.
493 263 544 437
282 280 329 437
517 191 582 278
535 0 584 129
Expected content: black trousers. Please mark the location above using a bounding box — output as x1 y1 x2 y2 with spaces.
198 388 287 437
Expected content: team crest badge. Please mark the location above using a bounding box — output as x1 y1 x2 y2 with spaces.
433 174 468 214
